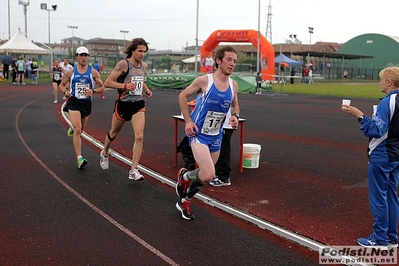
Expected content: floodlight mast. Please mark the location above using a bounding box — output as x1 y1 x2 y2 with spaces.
19 0 30 37
41 3 57 43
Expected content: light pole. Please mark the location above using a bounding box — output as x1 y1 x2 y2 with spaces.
308 27 314 63
40 3 57 43
68 25 78 56
256 0 260 73
8 0 11 39
18 0 30 37
120 30 129 48
194 0 199 75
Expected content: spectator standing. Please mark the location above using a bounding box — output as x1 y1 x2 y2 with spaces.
205 54 214 73
308 68 314 85
341 65 399 249
3 62 9 80
303 67 310 84
290 67 296 84
343 69 349 83
182 63 189 73
31 58 38 85
16 57 26 85
171 63 177 74
11 57 17 84
93 61 101 73
255 72 262 94
26 58 32 79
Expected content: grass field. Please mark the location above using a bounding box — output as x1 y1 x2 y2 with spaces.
270 82 384 99
1 72 384 100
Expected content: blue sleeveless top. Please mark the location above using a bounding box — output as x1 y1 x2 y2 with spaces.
190 74 234 137
70 65 95 101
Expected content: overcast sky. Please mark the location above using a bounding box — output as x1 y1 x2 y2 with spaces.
1 0 398 50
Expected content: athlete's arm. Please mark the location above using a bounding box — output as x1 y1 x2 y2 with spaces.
141 62 152 98
59 69 73 97
178 75 207 135
229 80 240 128
92 69 105 94
104 60 128 89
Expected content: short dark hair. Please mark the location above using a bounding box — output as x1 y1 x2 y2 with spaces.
214 45 237 69
124 38 149 58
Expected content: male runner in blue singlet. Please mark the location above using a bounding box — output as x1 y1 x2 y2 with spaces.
59 46 104 169
176 46 240 220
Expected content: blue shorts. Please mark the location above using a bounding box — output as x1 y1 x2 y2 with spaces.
188 133 222 153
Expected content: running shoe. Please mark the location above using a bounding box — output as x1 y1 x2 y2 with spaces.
99 150 109 170
176 198 195 220
209 177 231 187
388 240 398 248
176 168 190 198
53 99 58 104
128 168 144 181
77 157 88 169
357 235 388 250
67 127 74 137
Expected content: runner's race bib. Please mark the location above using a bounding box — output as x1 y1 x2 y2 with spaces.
75 82 89 99
129 76 144 95
54 73 60 81
201 111 225 135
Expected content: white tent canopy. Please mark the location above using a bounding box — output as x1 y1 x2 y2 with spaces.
0 28 50 55
181 54 200 63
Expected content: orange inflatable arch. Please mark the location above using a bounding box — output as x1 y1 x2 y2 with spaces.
200 29 275 81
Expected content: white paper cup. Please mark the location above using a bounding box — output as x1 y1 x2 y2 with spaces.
373 105 377 114
342 99 351 105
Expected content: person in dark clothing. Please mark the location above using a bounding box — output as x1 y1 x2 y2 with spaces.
3 63 9 79
212 124 234 186
255 72 262 94
11 57 17 84
93 61 101 73
290 67 295 84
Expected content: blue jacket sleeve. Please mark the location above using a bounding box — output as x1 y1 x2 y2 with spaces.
360 99 390 138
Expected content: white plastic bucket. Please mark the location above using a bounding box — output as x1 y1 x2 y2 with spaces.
243 143 261 169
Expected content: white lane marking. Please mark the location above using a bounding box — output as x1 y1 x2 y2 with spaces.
15 98 180 266
60 101 372 266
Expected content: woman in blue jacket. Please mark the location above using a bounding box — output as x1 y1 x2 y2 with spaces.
342 65 399 250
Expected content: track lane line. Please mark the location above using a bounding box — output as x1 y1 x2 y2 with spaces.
15 97 180 266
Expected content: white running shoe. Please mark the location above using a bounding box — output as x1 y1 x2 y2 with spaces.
128 168 144 181
99 150 109 170
53 99 58 104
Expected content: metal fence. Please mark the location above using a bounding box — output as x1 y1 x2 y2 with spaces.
33 53 383 81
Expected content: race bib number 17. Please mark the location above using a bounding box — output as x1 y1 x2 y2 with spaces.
201 111 225 135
